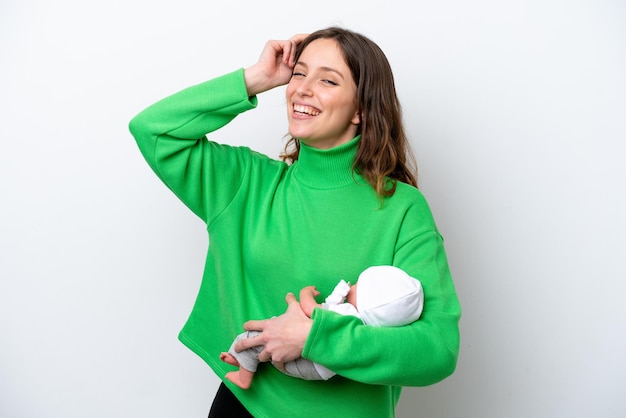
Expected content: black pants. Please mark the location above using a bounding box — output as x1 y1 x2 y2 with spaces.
208 383 254 418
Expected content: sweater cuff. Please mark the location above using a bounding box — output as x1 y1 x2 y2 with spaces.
302 307 327 359
223 67 259 107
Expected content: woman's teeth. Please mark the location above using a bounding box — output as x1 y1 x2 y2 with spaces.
294 104 320 116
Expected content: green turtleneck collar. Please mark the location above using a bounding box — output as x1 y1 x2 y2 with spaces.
292 135 364 189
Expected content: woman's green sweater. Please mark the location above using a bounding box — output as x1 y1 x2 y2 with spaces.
129 68 461 418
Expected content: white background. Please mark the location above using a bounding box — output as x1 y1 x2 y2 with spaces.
1 1 625 417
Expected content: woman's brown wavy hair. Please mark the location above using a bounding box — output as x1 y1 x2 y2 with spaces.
280 27 418 197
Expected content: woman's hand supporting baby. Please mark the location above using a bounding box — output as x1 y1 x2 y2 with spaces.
234 293 314 365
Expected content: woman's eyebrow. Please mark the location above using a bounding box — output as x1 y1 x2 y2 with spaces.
294 61 345 79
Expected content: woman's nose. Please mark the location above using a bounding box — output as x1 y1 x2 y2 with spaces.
296 79 313 97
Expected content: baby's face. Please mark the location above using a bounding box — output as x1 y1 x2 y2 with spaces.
347 283 358 307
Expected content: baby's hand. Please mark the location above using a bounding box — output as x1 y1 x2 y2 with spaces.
299 286 321 317
300 285 320 298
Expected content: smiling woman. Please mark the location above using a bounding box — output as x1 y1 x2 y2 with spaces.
129 26 461 418
279 27 418 198
285 38 360 150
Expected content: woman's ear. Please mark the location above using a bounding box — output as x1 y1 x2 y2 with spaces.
351 111 362 126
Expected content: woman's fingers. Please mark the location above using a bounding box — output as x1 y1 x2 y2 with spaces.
234 329 265 352
285 292 298 304
242 319 266 331
284 33 308 66
281 39 294 66
289 33 309 45
235 322 273 362
244 33 309 95
234 290 312 361
258 349 272 363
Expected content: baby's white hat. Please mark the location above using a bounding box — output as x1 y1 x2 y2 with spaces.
356 266 424 327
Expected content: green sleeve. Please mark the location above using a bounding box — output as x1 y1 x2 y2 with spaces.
303 197 462 387
128 69 258 222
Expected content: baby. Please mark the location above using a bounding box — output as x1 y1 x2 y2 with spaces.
220 265 424 389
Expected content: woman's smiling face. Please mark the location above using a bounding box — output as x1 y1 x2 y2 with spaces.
286 38 360 150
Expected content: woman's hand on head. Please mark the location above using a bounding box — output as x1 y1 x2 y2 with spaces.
244 33 308 96
234 292 313 363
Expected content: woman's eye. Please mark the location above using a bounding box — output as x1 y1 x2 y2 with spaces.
322 79 338 86
292 72 305 78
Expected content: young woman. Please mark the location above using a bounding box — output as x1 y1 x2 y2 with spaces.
129 27 461 418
